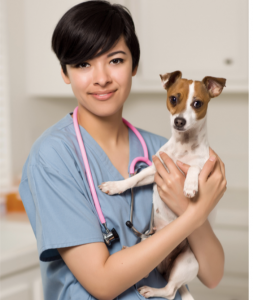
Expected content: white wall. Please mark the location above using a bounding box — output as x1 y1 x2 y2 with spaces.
3 0 248 298
5 1 248 191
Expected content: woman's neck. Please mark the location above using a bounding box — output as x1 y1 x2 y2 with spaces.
77 105 129 150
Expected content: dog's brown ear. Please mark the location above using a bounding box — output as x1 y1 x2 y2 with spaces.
160 71 182 90
202 76 226 98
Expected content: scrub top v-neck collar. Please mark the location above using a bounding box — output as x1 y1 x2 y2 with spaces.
68 113 139 181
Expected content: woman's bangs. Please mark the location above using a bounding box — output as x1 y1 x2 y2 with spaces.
65 10 124 65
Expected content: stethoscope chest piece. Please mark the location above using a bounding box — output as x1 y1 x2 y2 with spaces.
103 223 119 246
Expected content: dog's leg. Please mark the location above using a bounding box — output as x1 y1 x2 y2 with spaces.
138 247 199 299
98 164 156 195
183 166 201 198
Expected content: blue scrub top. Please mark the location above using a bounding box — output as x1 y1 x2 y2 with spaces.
19 113 183 300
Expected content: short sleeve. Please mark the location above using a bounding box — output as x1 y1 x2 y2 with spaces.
19 161 104 262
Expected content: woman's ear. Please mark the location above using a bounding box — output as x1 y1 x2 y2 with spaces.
61 68 71 84
132 65 138 77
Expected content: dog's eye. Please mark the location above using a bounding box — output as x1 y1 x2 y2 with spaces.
193 101 203 109
169 96 177 106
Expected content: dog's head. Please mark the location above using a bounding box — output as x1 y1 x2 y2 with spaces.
160 71 226 132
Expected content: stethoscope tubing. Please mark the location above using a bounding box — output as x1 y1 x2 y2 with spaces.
122 118 152 173
73 107 106 224
73 106 154 243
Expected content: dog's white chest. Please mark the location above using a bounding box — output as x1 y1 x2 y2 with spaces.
153 138 209 231
163 137 209 167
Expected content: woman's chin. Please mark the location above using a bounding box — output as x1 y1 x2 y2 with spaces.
93 106 124 118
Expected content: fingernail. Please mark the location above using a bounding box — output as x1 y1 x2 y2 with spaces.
159 151 164 155
177 160 184 166
209 155 216 161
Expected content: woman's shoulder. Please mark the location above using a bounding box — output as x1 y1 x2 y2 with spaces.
26 113 75 168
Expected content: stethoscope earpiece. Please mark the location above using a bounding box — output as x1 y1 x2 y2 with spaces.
126 221 133 228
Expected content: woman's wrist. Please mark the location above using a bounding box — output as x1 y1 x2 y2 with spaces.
178 196 190 216
183 198 207 229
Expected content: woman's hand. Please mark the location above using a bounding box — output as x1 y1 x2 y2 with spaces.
152 148 227 222
152 152 191 217
186 149 227 225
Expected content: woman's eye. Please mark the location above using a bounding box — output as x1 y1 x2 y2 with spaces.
193 101 203 109
110 58 124 65
169 96 177 106
77 62 90 68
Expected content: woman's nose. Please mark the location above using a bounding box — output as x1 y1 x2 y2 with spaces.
93 65 112 87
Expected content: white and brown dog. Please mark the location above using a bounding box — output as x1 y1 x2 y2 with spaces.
99 71 226 300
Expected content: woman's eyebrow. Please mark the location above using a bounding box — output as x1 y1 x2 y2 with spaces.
107 51 126 57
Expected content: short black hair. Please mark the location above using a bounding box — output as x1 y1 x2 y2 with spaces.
51 0 140 76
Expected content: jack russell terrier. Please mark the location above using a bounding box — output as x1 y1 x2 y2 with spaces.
99 71 226 300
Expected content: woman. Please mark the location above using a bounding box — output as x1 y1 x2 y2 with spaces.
19 1 226 299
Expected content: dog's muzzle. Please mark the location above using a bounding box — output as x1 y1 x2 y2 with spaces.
174 117 186 130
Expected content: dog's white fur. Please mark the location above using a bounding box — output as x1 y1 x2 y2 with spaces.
99 73 225 300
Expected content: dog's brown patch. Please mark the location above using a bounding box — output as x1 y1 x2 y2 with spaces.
163 72 225 120
166 78 213 120
175 128 198 145
166 79 193 115
191 142 199 151
192 81 211 120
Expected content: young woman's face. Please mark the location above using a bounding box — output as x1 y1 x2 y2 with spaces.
61 36 137 118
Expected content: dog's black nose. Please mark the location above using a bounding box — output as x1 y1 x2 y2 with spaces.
174 117 186 128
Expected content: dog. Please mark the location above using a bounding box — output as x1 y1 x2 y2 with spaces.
99 71 226 300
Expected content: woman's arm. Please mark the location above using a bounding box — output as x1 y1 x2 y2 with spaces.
152 149 226 289
186 220 224 288
58 152 226 300
59 208 201 300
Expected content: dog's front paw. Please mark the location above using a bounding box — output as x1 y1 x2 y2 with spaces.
184 188 196 198
184 167 201 199
98 181 125 195
184 178 198 198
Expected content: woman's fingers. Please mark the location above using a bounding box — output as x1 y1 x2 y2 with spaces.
152 154 168 179
152 152 191 183
199 155 217 182
209 147 216 157
154 149 225 187
176 160 191 176
152 155 169 180
154 172 166 191
158 152 183 176
153 154 190 216
220 159 225 178
209 147 226 179
216 157 227 190
216 154 226 180
152 154 178 192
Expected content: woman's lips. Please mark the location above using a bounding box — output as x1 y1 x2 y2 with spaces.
90 90 117 100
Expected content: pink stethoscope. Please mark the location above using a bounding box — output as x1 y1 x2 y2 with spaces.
73 107 155 246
